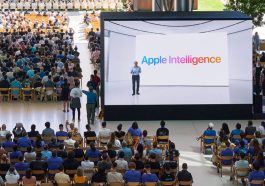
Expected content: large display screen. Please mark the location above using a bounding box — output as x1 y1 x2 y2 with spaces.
104 19 253 105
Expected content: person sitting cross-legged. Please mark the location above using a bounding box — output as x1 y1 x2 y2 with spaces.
142 164 158 183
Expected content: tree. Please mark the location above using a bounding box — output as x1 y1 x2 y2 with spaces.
225 0 265 26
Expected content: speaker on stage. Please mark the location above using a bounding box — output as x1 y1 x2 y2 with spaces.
253 94 263 114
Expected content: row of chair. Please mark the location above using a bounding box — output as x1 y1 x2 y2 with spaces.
0 87 62 102
0 1 124 10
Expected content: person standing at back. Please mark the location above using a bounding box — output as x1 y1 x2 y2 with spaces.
70 81 82 122
82 86 97 125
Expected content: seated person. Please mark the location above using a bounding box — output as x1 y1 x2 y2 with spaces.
24 146 36 162
91 168 107 184
15 156 29 171
132 153 144 171
5 167 20 184
27 124 39 138
234 152 249 184
98 121 111 144
48 137 59 149
2 133 14 148
253 152 265 169
84 124 96 144
10 145 23 160
17 132 31 148
56 124 68 138
260 52 265 62
201 123 216 144
30 153 48 180
146 153 161 171
71 142 83 160
248 139 261 158
166 142 180 161
142 164 158 183
33 134 45 148
148 142 162 158
81 156 94 180
57 144 68 160
0 124 11 138
107 162 123 184
128 122 142 138
41 145 52 159
115 151 128 170
124 162 141 183
42 122 55 137
47 150 63 170
97 153 112 171
141 130 152 148
85 142 101 159
73 167 88 186
108 132 121 149
176 163 193 186
245 120 256 141
22 169 36 185
105 142 117 160
156 120 169 143
54 165 70 184
0 154 10 179
230 123 244 143
63 151 80 176
12 123 26 139
64 133 76 147
234 140 248 157
248 163 265 186
160 163 175 182
114 124 126 143
118 142 133 160
220 141 233 165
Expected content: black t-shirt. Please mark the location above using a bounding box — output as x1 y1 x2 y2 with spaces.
146 161 160 170
160 173 175 182
133 160 144 170
156 127 169 143
28 130 40 137
107 150 117 159
91 172 107 183
73 148 85 158
177 170 193 183
57 150 68 159
84 131 97 144
114 131 126 139
0 163 10 179
63 158 80 170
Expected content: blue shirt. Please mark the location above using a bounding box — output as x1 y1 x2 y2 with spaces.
82 90 97 104
128 128 142 137
15 162 29 171
234 147 248 156
47 157 63 170
2 140 14 148
26 70 34 78
119 147 133 159
17 137 31 147
249 170 265 186
203 129 216 144
10 151 23 159
41 150 52 159
142 173 158 182
56 131 68 137
124 170 141 182
149 148 162 157
85 149 101 158
220 148 233 165
131 66 141 76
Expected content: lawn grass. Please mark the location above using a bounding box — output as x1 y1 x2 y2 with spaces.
197 0 225 11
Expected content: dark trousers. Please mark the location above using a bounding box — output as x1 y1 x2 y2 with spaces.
72 107 80 120
86 103 96 124
132 75 140 94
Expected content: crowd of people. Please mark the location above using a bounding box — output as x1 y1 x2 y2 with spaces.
0 120 194 185
200 121 265 185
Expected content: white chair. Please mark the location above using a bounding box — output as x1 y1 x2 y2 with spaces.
102 0 108 9
3 2 9 9
94 0 101 9
24 1 30 9
81 0 87 9
74 0 80 9
46 1 52 9
87 1 94 9
60 1 66 9
53 2 59 9
32 2 37 9
39 2 45 10
67 1 73 9
10 2 16 9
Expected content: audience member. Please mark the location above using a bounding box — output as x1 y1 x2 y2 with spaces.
73 142 84 158
14 156 29 171
10 145 23 160
248 163 265 186
115 151 128 170
57 144 68 159
30 152 47 180
142 164 158 183
54 165 71 184
24 146 36 162
108 132 121 149
106 142 117 159
5 167 20 184
12 123 26 138
119 142 133 160
160 163 175 182
202 123 216 144
177 163 193 186
64 133 76 147
0 124 11 137
84 124 96 144
56 124 68 137
81 156 94 180
128 121 142 137
97 153 112 171
98 121 111 144
41 144 52 159
47 150 63 170
234 152 249 185
22 169 36 185
2 133 14 148
42 122 55 137
27 124 39 137
114 124 126 143
245 120 256 141
73 167 88 186
156 120 169 143
91 168 107 183
107 162 123 184
230 123 244 143
63 151 79 171
124 162 141 183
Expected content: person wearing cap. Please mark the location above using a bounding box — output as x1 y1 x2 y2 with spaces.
201 122 216 144
176 163 193 186
82 86 97 125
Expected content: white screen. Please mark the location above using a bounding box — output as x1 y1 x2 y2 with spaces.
104 20 253 105
136 33 228 86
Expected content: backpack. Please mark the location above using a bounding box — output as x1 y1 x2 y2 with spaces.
124 132 133 146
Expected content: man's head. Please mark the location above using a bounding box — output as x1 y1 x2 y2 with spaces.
122 141 127 148
253 163 260 171
182 163 188 170
52 150 57 157
239 152 246 160
45 122 50 128
102 121 106 128
143 130 148 137
248 120 253 126
112 162 117 170
86 124 91 131
236 123 241 130
118 151 125 159
31 124 36 131
134 61 138 66
144 164 151 172
128 162 136 170
208 122 214 129
94 70 97 75
89 86 93 92
59 124 64 131
68 133 72 139
58 165 64 172
2 124 6 130
160 120 165 127
36 152 42 160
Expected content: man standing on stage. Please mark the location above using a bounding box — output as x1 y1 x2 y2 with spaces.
131 61 141 96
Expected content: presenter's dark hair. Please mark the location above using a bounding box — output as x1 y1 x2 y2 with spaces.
160 120 165 127
117 124 122 131
236 123 241 130
132 122 138 129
